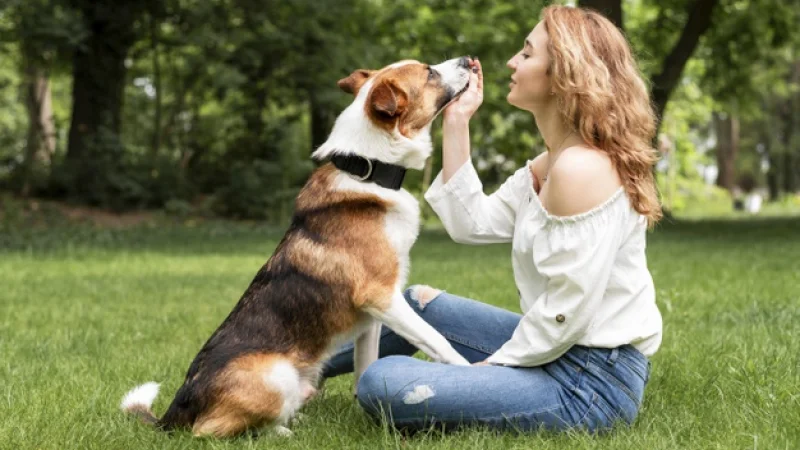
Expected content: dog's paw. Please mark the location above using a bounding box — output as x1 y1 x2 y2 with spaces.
275 426 293 437
301 383 317 402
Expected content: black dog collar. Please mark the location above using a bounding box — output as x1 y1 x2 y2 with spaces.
331 154 407 190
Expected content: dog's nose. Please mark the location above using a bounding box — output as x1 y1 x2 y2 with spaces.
458 56 471 68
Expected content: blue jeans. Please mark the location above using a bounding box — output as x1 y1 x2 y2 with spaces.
322 288 651 433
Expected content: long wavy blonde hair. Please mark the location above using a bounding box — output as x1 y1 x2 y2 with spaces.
542 5 662 226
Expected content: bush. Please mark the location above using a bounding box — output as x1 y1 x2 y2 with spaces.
659 175 732 216
212 159 304 221
48 151 192 212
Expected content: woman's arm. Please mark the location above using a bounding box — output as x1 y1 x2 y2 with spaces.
442 59 483 183
441 116 471 184
427 59 535 244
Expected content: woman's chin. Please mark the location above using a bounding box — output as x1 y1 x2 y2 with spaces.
506 93 522 109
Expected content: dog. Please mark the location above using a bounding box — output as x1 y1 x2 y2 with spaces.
120 56 474 438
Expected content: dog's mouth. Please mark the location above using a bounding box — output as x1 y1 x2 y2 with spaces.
435 80 470 115
453 80 470 98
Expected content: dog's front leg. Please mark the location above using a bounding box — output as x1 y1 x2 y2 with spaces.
367 292 469 366
353 319 381 396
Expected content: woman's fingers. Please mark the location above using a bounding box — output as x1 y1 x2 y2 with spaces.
475 59 483 91
469 69 480 93
466 57 483 95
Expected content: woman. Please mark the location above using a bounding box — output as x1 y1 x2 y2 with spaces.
323 5 663 433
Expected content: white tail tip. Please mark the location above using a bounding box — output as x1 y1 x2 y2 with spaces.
121 382 160 411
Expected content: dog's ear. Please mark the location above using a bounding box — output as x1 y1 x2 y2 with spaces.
337 69 376 95
368 78 408 119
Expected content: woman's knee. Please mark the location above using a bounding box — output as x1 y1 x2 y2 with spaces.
356 356 406 415
403 284 444 311
356 356 407 398
357 356 441 429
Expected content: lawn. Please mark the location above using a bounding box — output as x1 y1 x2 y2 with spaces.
1 214 799 449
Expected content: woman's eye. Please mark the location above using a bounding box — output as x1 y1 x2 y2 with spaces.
522 53 530 59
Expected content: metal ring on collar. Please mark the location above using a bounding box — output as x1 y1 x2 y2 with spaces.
357 158 373 181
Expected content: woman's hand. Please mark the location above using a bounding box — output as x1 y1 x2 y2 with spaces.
441 58 483 182
472 359 490 367
443 58 483 123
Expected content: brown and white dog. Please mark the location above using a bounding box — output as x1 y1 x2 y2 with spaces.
120 57 473 438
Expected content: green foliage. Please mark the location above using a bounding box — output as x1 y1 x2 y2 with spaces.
212 158 310 221
0 44 26 177
700 0 800 112
659 171 732 215
1 0 799 217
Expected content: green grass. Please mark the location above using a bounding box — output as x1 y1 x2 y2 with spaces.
1 216 799 450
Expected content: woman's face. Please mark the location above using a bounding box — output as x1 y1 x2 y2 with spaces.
506 21 552 111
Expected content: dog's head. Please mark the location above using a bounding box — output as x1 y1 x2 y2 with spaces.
313 57 472 170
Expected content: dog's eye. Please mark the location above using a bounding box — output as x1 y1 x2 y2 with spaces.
427 68 436 81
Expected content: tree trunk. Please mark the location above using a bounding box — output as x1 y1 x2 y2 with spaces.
714 112 739 192
788 59 800 194
159 63 203 149
765 149 780 201
150 12 162 157
779 102 795 194
309 91 335 154
239 82 269 159
19 56 55 197
65 1 142 203
759 99 781 201
782 152 795 194
579 0 623 29
650 0 718 130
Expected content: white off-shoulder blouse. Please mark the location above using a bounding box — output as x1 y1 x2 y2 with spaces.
425 161 662 367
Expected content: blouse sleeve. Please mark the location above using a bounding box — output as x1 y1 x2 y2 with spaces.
486 205 625 367
424 161 530 244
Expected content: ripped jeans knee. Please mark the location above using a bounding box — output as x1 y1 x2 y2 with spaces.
404 285 443 311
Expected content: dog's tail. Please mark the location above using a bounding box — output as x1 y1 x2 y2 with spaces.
120 382 161 425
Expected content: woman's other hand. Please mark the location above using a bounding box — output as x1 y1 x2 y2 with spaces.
443 58 483 123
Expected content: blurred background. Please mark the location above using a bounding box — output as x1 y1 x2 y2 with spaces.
1 0 799 222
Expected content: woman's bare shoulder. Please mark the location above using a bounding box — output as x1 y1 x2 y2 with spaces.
544 146 622 217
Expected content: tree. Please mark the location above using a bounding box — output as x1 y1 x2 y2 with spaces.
62 0 158 204
713 112 739 191
1 0 83 195
581 0 718 131
701 0 800 197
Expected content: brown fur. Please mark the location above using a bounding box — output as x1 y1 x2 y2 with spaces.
125 404 158 425
290 165 399 312
193 354 286 437
363 63 450 138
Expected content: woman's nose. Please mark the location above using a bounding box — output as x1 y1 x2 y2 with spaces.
507 56 517 70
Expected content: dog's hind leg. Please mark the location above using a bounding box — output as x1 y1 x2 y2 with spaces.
192 354 302 438
366 292 469 366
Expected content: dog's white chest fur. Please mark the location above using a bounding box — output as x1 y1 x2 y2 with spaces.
383 189 420 287
332 173 420 287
